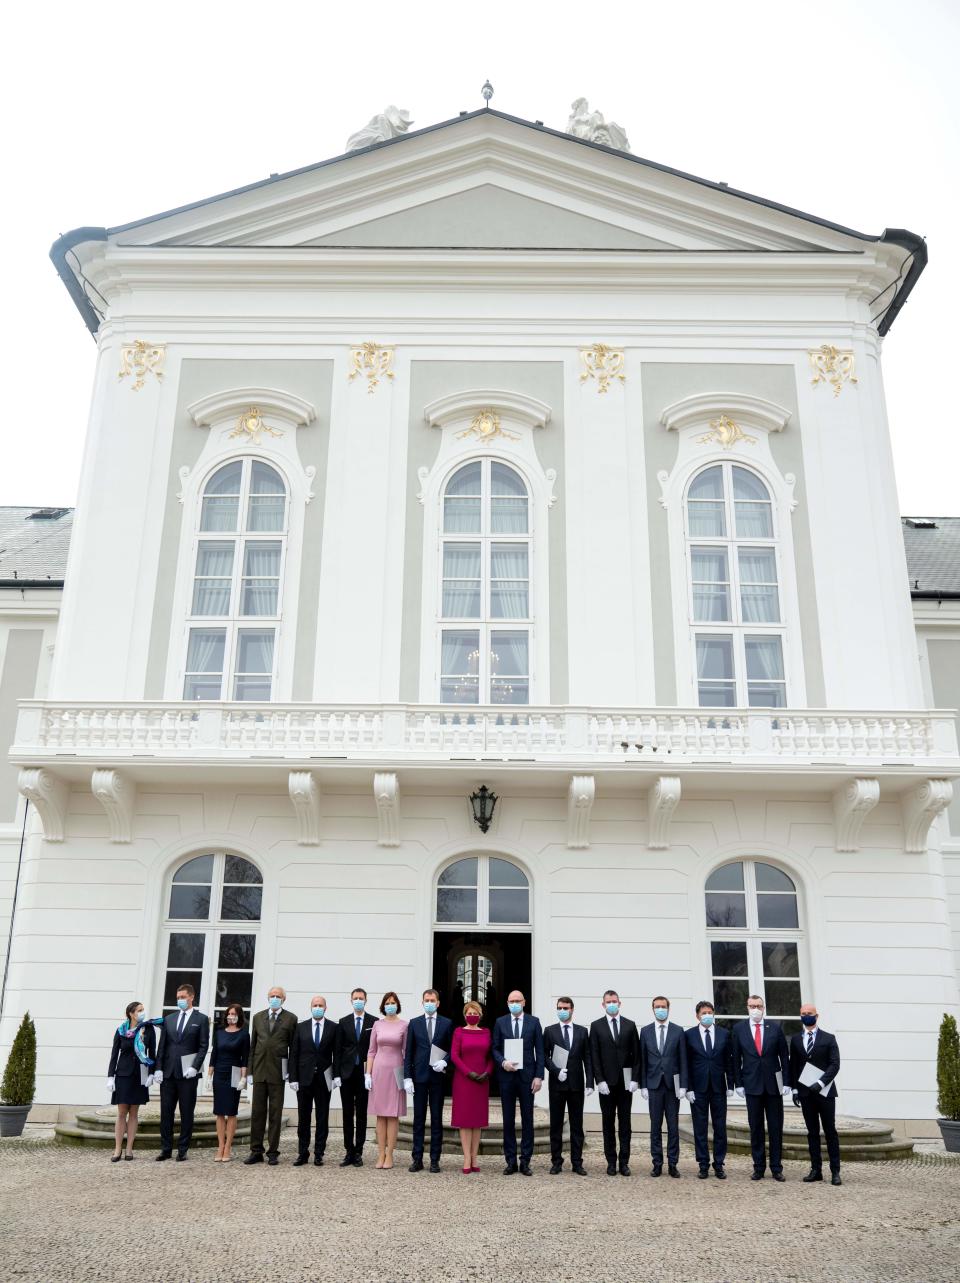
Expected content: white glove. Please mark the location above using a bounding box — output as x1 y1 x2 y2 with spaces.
628 1080 639 1093
403 1078 414 1093
153 1072 163 1085
782 1086 792 1098
726 1089 734 1098
146 1074 155 1087
558 1069 568 1082
107 1076 115 1091
735 1086 745 1098
364 1073 372 1090
640 1087 648 1100
597 1081 610 1096
431 1060 447 1072
585 1086 595 1097
332 1077 342 1089
183 1067 198 1079
685 1090 696 1103
289 1082 299 1092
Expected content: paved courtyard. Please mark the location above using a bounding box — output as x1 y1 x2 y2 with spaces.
1 1131 958 1283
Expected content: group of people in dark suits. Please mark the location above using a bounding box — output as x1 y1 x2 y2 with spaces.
108 982 842 1185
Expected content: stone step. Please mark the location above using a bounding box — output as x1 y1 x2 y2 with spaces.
54 1103 273 1149
679 1111 915 1162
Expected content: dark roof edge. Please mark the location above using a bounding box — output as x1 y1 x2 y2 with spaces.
910 590 960 601
50 226 107 338
0 579 65 589
876 229 927 337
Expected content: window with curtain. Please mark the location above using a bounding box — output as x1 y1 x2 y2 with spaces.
686 464 786 708
185 459 287 701
705 859 803 1036
439 460 531 704
162 852 263 1029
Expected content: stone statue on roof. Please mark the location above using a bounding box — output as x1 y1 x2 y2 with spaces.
345 106 414 152
566 98 631 152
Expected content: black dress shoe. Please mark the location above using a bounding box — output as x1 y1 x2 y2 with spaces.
352 1155 363 1167
606 1162 617 1176
619 1164 631 1177
518 1163 532 1176
339 1154 355 1167
698 1167 709 1179
668 1165 680 1178
293 1154 309 1167
549 1161 563 1175
244 1153 264 1165
175 1151 187 1162
714 1167 726 1180
803 1169 823 1183
772 1171 785 1182
409 1158 424 1172
314 1156 324 1166
572 1165 588 1176
267 1155 279 1166
503 1162 518 1175
751 1170 764 1180
831 1173 843 1186
156 1151 172 1162
650 1165 662 1177
429 1161 441 1173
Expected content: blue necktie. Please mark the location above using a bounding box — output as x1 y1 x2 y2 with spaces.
355 1016 362 1065
314 1022 320 1049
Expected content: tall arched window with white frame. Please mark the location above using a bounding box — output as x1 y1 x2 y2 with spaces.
685 463 785 708
183 459 288 701
439 459 531 704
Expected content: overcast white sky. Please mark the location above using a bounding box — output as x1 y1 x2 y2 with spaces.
2 0 957 512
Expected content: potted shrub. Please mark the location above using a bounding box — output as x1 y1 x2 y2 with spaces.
0 1011 37 1137
936 1012 960 1153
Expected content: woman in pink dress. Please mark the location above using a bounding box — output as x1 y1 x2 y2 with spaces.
365 991 407 1169
450 1000 494 1173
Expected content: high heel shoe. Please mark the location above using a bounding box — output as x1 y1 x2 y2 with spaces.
470 1165 480 1172
110 1153 122 1163
123 1153 135 1161
462 1166 472 1173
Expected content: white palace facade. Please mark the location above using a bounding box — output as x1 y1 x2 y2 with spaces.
1 106 958 1130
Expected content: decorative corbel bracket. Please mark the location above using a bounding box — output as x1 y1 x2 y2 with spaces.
648 776 681 850
567 775 596 849
18 768 69 843
832 778 879 852
374 772 401 848
901 779 954 854
289 771 321 846
92 769 136 844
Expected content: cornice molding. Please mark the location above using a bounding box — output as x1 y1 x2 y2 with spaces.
187 387 317 430
660 391 792 436
424 388 551 431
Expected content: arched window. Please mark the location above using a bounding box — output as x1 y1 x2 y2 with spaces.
705 859 803 1035
686 464 785 708
160 852 263 1027
439 460 531 704
434 855 529 926
184 459 288 701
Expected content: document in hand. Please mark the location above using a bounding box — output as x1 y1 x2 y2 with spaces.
674 1073 683 1100
140 1065 151 1087
798 1061 832 1093
776 1070 784 1094
393 1066 405 1089
281 1058 288 1081
429 1044 446 1065
504 1038 524 1068
622 1067 633 1090
324 1067 334 1091
551 1045 569 1072
230 1066 243 1089
181 1054 195 1075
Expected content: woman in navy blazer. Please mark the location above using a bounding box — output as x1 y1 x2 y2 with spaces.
107 999 160 1162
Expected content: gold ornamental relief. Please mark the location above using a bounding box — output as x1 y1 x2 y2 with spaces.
348 342 395 392
579 344 625 393
229 407 283 443
809 345 858 397
697 414 757 450
456 409 519 445
118 340 165 391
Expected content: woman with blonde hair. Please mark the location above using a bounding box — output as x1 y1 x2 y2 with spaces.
450 1000 493 1173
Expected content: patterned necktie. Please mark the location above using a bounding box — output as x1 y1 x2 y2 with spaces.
706 1029 713 1055
806 1031 814 1055
754 1022 762 1054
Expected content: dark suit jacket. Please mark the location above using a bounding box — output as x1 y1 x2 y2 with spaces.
492 1012 545 1083
109 1024 156 1079
588 1014 640 1089
544 1022 593 1093
403 1013 454 1083
732 1018 790 1096
640 1020 688 1092
288 1018 338 1089
249 1008 298 1084
789 1027 840 1099
684 1024 734 1094
156 1009 209 1078
334 1011 377 1079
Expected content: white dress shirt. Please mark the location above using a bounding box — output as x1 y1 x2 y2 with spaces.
699 1023 715 1048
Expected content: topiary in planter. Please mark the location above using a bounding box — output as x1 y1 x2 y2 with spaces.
936 1012 960 1153
0 1011 37 1137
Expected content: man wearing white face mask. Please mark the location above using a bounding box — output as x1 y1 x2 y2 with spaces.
732 994 791 1181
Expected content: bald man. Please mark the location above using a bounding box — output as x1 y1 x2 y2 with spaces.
289 995 338 1166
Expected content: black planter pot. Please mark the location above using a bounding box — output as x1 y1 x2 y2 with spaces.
0 1103 32 1137
937 1118 960 1153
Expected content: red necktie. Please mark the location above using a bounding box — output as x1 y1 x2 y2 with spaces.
753 1023 762 1054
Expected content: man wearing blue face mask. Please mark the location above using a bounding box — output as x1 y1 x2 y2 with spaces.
403 988 453 1173
684 1000 734 1179
333 987 377 1166
789 1003 842 1186
289 994 337 1167
155 983 209 1162
588 990 640 1176
640 996 688 1178
492 990 544 1175
245 986 297 1166
544 997 593 1175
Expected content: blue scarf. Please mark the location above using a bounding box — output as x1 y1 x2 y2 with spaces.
117 1017 163 1066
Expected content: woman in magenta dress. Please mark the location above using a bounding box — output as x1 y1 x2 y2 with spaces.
450 999 493 1173
365 991 407 1169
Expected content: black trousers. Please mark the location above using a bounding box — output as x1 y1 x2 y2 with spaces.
159 1076 198 1154
648 1085 680 1167
745 1091 784 1173
250 1080 285 1158
598 1083 632 1165
548 1088 585 1167
800 1091 841 1173
500 1075 535 1165
296 1079 331 1158
690 1087 728 1169
411 1077 446 1162
340 1065 369 1157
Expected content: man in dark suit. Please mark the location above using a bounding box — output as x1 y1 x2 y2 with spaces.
491 989 544 1175
544 996 593 1176
332 986 377 1166
588 989 640 1176
640 995 689 1178
402 988 453 1173
789 1002 842 1186
732 993 792 1180
288 993 337 1167
684 1000 734 1179
154 982 209 1161
244 985 298 1166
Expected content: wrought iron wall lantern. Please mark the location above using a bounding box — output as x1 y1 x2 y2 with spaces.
469 785 498 833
